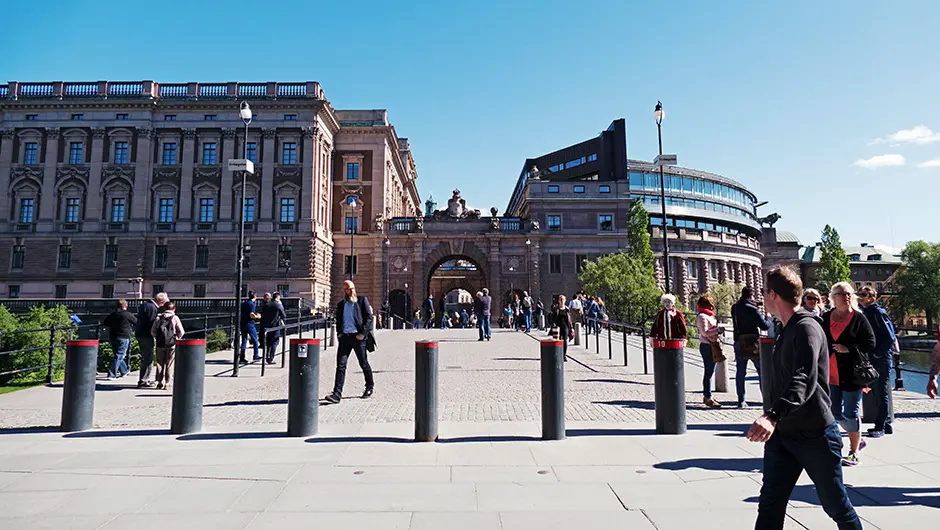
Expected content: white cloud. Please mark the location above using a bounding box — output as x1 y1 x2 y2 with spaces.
870 125 940 146
918 159 940 168
852 154 905 169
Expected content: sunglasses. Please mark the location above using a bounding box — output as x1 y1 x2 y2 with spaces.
805 297 820 302
832 292 853 297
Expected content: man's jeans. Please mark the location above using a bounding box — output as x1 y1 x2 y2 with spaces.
734 341 762 404
757 423 862 529
241 323 259 359
137 335 155 383
870 354 893 431
478 315 492 340
265 330 280 362
331 335 374 397
523 308 532 331
109 337 130 378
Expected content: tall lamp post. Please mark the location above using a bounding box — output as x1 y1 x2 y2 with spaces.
525 239 531 294
232 101 253 377
654 101 671 294
347 196 358 280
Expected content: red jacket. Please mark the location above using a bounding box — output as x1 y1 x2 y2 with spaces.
651 309 687 340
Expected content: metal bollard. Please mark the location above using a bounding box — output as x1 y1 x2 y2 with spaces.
759 337 775 410
171 339 207 434
607 324 612 360
573 322 582 346
288 338 320 437
329 323 336 347
652 338 687 435
622 327 628 367
415 340 439 442
715 358 729 393
894 352 905 391
540 339 565 440
61 340 98 432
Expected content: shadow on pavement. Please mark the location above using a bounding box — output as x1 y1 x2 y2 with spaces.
204 398 288 408
567 428 658 437
896 411 940 420
305 436 413 444
592 399 656 410
178 431 286 441
745 485 940 508
576 378 653 386
437 435 541 443
63 429 170 438
655 457 763 473
0 425 60 434
493 358 539 361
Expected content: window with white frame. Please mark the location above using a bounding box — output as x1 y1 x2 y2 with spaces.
19 198 34 223
64 198 81 222
110 198 126 222
280 198 296 222
282 142 297 164
24 142 38 165
199 198 215 222
158 198 174 223
202 143 217 165
547 215 561 231
113 141 129 164
598 214 613 231
162 143 177 165
69 142 84 164
346 162 359 180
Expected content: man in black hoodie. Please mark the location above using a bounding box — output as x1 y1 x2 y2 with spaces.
748 267 861 529
732 286 770 408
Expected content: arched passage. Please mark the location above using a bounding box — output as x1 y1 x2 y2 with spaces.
426 255 487 327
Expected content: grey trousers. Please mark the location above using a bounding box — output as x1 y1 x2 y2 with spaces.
137 335 155 383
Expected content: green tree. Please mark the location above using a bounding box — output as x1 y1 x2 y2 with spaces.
706 282 744 319
887 240 940 331
579 252 661 325
0 305 75 387
816 225 852 291
627 200 655 272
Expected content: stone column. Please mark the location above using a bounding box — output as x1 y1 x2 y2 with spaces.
300 126 317 232
732 261 742 284
654 256 665 291
701 259 712 294
718 259 728 283
753 264 764 303
219 128 236 224
178 128 196 228
130 127 153 231
679 258 691 307
0 129 15 230
38 127 61 229
83 127 106 229
259 127 276 231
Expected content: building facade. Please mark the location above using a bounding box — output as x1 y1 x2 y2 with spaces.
0 81 420 309
800 243 902 294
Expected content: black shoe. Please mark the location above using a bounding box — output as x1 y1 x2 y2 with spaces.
239 356 247 364
478 338 484 342
323 394 340 404
265 358 275 364
884 424 894 435
362 389 374 399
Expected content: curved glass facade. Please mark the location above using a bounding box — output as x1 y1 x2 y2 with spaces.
628 171 757 212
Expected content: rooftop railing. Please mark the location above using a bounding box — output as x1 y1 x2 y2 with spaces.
0 81 322 101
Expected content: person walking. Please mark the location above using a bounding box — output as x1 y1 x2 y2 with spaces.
824 282 876 466
414 308 422 329
324 280 375 404
553 295 574 360
568 293 584 329
802 288 824 316
477 288 492 341
927 340 940 398
151 302 185 391
731 286 770 408
104 299 137 380
239 291 261 363
135 292 166 388
858 286 897 438
460 308 470 329
261 292 287 364
521 291 533 332
748 267 862 529
696 295 724 408
422 294 434 329
585 296 601 336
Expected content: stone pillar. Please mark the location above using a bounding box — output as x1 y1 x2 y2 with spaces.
219 128 236 223
654 257 665 291
701 259 712 294
732 261 742 284
753 264 764 303
679 258 691 307
718 259 728 283
0 129 15 230
259 127 276 231
130 127 153 231
300 126 316 232
38 127 61 229
83 127 106 229
178 128 196 226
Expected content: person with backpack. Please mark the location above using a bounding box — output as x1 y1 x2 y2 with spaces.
324 280 375 404
151 302 185 391
103 299 137 380
135 292 167 388
239 291 262 363
858 286 897 438
261 292 288 364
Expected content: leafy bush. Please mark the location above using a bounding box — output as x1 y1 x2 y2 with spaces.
96 338 141 374
0 305 76 386
206 328 231 353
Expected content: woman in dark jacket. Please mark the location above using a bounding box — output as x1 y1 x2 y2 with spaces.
554 295 574 360
823 282 876 467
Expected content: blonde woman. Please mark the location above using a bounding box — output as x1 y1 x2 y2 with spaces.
823 282 876 466
802 288 824 316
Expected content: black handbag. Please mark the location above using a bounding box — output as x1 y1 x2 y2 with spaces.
852 357 879 387
365 333 377 352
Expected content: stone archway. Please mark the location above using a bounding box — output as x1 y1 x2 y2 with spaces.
423 242 489 327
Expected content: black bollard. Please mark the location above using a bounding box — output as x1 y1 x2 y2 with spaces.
415 340 439 442
61 340 98 432
171 339 207 434
540 339 565 440
288 338 320 437
759 337 775 410
652 339 687 435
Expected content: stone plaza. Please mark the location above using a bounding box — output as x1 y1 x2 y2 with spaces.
1 328 940 529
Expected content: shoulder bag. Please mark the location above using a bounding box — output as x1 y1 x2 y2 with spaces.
852 351 879 387
710 341 727 363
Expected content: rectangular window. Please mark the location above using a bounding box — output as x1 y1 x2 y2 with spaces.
64 198 81 222
110 198 126 222
154 245 168 269
573 185 585 193
587 153 598 162
682 177 694 193
104 244 118 269
69 142 84 164
202 143 217 165
58 245 72 269
11 245 25 270
708 261 718 279
598 214 613 231
158 198 174 223
152 284 164 298
162 143 177 165
346 163 360 180
243 197 255 223
876 282 883 291
344 255 358 275
687 259 698 278
547 185 559 193
8 285 20 298
282 142 297 164
599 185 611 193
547 215 561 231
277 284 289 297
284 114 297 121
550 254 562 274
278 244 292 268
194 284 207 298
71 114 84 120
279 198 296 222
25 114 38 121
204 114 217 121
199 198 214 222
116 113 129 120
102 284 114 298
576 254 588 273
694 179 703 194
24 143 38 165
195 245 209 268
114 141 129 164
345 216 358 234
164 115 176 121
246 142 257 163
55 285 67 298
19 199 34 223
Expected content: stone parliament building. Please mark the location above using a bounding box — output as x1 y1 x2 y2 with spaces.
0 80 764 317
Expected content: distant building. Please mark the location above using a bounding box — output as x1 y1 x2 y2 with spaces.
800 243 902 294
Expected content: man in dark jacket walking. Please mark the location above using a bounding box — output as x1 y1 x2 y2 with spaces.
325 280 375 404
748 267 861 529
135 292 167 388
261 292 287 364
732 286 770 408
476 288 492 341
858 286 897 437
422 294 434 329
104 299 137 379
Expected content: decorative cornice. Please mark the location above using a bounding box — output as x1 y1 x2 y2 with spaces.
91 127 107 138
0 129 14 140
55 165 90 182
45 127 60 139
136 127 154 139
275 166 302 179
195 166 222 179
102 165 136 183
182 128 197 140
221 128 237 139
301 125 317 138
10 165 45 183
262 127 277 139
153 167 182 180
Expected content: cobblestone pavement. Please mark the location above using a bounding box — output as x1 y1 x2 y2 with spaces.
2 327 939 429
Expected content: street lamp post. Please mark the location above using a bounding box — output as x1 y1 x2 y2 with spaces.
525 239 531 294
347 196 358 280
232 101 252 377
654 101 671 294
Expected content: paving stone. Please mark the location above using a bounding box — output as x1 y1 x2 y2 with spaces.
246 512 412 530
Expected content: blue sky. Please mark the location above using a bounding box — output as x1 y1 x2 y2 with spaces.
3 0 938 250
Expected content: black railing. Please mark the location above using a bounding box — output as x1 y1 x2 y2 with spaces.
378 310 415 329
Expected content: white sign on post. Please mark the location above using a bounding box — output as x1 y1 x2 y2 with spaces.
227 159 255 174
654 154 678 167
296 344 307 358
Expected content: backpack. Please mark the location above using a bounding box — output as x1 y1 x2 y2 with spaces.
155 316 177 348
523 297 531 309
